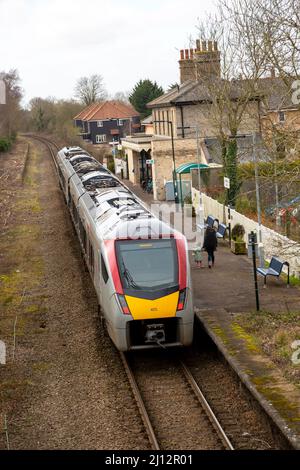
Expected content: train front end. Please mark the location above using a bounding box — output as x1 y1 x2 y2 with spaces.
105 234 194 351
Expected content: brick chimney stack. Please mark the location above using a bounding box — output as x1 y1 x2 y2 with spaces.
179 39 221 84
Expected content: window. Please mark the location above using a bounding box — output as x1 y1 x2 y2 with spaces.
118 119 123 126
96 134 107 143
89 241 95 275
101 254 109 283
79 218 87 252
97 121 103 127
279 111 285 122
72 200 78 224
116 239 178 291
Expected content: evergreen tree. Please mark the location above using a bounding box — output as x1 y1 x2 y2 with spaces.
129 79 164 118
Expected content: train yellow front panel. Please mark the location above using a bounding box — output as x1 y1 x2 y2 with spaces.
125 291 179 320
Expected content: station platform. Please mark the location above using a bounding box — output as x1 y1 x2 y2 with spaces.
123 180 300 448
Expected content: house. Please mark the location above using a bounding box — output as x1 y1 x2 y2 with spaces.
74 101 141 145
122 39 300 201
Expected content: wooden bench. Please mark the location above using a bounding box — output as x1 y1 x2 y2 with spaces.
257 257 290 287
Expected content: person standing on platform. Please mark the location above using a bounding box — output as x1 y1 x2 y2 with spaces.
203 226 217 268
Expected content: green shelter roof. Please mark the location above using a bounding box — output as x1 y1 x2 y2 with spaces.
175 162 209 174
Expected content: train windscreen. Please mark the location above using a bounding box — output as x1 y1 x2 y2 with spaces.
116 239 178 290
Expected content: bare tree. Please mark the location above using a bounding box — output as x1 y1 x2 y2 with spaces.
0 69 23 138
74 74 107 106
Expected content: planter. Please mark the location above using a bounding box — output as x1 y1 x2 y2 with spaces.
231 239 247 255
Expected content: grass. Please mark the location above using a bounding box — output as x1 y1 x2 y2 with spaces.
235 309 300 386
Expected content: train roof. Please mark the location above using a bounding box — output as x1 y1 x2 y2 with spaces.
57 147 178 241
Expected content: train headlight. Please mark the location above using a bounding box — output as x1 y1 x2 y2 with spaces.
117 294 131 315
177 289 186 311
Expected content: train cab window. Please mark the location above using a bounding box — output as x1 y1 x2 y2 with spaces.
101 255 109 284
116 239 178 291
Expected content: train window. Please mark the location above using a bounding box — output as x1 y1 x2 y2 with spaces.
79 218 87 252
116 239 178 291
101 255 109 284
89 242 95 274
72 201 78 224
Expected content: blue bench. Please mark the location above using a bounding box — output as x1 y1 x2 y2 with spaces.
216 223 227 239
257 257 290 287
206 215 219 229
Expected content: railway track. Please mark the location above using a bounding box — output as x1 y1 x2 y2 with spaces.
120 350 234 450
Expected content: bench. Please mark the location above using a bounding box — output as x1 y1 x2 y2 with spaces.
197 215 220 233
216 223 227 239
257 257 290 287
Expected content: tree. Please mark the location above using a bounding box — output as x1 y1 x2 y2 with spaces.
112 91 130 103
0 69 23 138
194 12 261 206
74 74 107 106
129 79 164 118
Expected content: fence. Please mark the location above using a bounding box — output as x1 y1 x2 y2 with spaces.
192 188 300 277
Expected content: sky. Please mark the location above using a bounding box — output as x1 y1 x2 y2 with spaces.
0 0 217 105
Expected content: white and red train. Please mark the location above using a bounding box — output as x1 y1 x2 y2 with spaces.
55 146 194 350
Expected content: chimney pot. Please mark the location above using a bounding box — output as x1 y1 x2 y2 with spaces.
190 48 194 59
208 40 213 51
201 40 207 51
270 67 276 78
180 49 184 60
196 39 200 50
213 41 218 51
185 49 189 59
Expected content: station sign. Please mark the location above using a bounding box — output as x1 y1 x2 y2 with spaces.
224 177 230 189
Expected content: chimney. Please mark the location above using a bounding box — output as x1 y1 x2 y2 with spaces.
179 38 221 84
270 67 276 78
179 47 195 84
194 39 221 79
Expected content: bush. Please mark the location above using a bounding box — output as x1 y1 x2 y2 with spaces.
0 137 12 152
107 159 115 173
232 223 245 241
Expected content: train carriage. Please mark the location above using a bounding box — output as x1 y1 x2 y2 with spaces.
55 146 194 350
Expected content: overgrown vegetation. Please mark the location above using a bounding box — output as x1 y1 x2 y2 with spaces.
235 310 300 386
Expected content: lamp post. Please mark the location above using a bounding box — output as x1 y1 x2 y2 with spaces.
153 120 179 203
253 132 264 268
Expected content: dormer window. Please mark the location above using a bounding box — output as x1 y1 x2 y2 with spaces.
97 121 103 127
278 111 285 123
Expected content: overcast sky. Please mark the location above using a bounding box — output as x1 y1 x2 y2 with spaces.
0 0 216 105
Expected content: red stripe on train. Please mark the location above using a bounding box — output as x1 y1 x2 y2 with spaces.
175 236 187 290
104 239 123 294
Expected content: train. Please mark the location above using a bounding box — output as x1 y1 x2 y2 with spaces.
55 145 194 351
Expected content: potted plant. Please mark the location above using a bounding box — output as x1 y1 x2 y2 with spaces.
231 223 247 255
183 195 195 217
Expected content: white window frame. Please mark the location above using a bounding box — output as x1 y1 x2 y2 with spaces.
118 119 124 126
278 111 285 122
97 120 103 127
96 134 107 143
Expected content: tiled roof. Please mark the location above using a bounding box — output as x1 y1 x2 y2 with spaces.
74 101 139 122
147 76 297 112
73 102 99 120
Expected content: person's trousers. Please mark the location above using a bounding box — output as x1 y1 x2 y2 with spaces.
207 251 215 265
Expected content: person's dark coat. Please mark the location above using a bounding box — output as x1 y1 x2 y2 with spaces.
203 227 218 252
